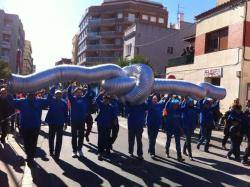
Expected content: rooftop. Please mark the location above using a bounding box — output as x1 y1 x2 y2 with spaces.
103 0 163 7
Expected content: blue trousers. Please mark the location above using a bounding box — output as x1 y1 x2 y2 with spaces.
128 127 143 156
166 131 181 157
147 125 159 155
183 132 193 157
197 125 212 151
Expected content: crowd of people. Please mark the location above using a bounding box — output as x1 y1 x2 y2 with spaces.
0 82 249 168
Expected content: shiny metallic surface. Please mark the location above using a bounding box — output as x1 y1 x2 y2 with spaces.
199 82 226 100
123 64 154 104
8 64 227 103
153 79 207 100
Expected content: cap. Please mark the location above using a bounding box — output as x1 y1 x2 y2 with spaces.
55 90 62 94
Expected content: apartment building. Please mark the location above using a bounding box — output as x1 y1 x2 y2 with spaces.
166 0 250 112
77 0 168 66
22 40 33 75
123 15 195 77
0 9 25 74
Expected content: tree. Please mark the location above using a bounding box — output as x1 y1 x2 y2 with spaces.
117 55 152 68
0 60 11 80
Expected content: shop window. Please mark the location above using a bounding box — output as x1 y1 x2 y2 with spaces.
205 27 228 53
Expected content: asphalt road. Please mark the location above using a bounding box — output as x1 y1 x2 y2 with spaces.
1 111 250 187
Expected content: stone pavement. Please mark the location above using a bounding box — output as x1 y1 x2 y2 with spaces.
0 113 249 187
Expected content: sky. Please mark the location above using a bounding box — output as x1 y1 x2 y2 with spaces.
0 0 216 72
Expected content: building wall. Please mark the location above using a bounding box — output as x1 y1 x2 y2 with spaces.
0 9 25 74
124 21 195 77
167 4 249 112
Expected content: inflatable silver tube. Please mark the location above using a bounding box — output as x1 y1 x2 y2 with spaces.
153 79 207 100
8 64 227 104
199 82 226 100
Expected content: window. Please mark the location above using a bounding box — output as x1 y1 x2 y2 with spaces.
205 27 228 53
117 13 123 19
205 77 221 86
158 18 164 24
150 16 156 22
142 15 149 20
167 47 173 54
126 44 132 56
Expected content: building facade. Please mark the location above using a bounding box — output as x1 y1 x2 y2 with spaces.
22 40 33 75
77 0 168 66
0 9 25 74
123 17 195 77
166 0 250 112
55 58 72 66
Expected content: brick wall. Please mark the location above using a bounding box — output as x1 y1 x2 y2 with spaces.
195 34 206 56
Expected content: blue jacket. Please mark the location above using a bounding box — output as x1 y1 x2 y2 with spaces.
125 103 148 129
146 96 165 127
95 94 116 127
181 100 198 135
68 86 90 124
164 99 183 134
45 97 69 126
12 97 50 129
198 99 219 127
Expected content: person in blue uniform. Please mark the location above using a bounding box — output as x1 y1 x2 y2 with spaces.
68 85 91 158
146 94 165 158
11 90 52 167
125 102 148 160
165 98 185 162
45 88 69 161
110 96 120 150
242 108 250 165
181 98 198 160
197 98 219 152
95 91 116 161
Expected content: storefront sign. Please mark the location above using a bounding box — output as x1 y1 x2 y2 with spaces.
204 68 223 78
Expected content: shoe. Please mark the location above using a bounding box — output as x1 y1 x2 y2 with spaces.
72 151 78 158
78 150 84 157
137 155 144 161
54 156 60 162
98 154 103 161
242 160 250 166
177 157 185 162
227 155 232 160
189 156 194 161
130 153 134 158
183 152 188 156
150 153 155 159
50 152 54 157
27 159 35 168
204 149 210 153
235 157 241 162
222 145 227 150
86 136 89 142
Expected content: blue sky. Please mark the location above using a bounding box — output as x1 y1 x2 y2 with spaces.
0 0 216 71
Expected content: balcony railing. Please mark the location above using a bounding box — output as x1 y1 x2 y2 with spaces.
87 31 122 38
1 41 11 49
167 55 194 68
0 55 10 62
88 17 137 26
84 57 119 63
2 27 12 34
86 44 123 50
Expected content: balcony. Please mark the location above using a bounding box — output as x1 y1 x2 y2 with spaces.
1 41 11 49
0 55 10 62
167 55 194 68
85 57 119 63
88 17 137 26
87 31 123 39
86 44 123 51
2 27 12 35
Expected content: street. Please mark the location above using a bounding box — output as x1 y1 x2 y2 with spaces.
0 112 249 187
